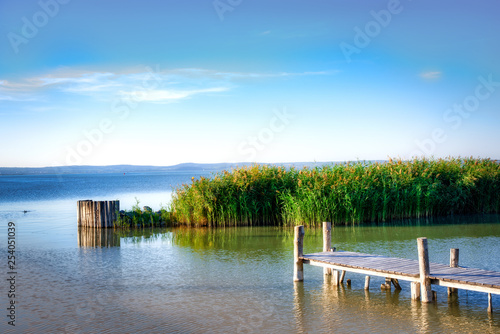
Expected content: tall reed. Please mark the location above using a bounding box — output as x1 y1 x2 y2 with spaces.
171 158 500 227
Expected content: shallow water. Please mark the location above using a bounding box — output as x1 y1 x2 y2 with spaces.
0 173 499 333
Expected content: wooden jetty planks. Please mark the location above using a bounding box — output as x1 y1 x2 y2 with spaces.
294 223 500 311
431 270 500 288
303 251 420 276
301 251 500 293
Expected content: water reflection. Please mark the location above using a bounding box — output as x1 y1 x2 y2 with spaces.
78 227 120 247
447 292 461 317
293 282 306 333
77 226 177 248
170 226 294 252
116 227 172 245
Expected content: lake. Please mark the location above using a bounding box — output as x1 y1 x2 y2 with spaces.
0 172 499 333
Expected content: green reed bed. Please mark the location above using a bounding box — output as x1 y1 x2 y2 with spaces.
114 199 173 228
171 158 500 227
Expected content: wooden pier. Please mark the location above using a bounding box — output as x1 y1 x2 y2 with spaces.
294 223 500 312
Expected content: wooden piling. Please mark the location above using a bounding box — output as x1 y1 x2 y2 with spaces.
77 200 119 228
411 282 421 300
417 237 433 303
488 293 493 313
381 277 391 290
364 276 370 290
332 269 339 286
339 270 346 283
450 248 459 267
294 225 305 282
448 248 459 295
391 278 402 290
323 222 332 276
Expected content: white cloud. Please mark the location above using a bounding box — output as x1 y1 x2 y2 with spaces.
40 72 115 86
208 69 336 80
0 68 333 103
120 87 229 103
420 71 442 79
0 94 38 102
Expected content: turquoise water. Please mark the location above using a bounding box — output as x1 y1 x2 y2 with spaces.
0 173 499 333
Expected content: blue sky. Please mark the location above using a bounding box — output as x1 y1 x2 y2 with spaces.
1 0 499 167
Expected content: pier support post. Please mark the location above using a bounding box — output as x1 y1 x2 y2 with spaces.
417 237 433 303
332 269 339 286
411 282 421 300
339 270 346 283
364 276 370 290
294 225 305 282
391 278 402 290
488 293 493 313
323 222 332 276
448 248 459 296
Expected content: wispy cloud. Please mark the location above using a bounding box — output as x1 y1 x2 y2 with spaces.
420 71 442 80
119 87 229 103
0 68 333 103
39 72 116 86
0 92 39 102
0 79 41 92
207 69 337 80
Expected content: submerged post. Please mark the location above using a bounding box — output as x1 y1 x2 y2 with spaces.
381 277 391 290
294 225 305 282
417 237 433 303
323 222 332 276
391 278 402 290
448 248 459 295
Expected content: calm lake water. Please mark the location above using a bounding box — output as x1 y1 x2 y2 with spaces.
0 172 499 333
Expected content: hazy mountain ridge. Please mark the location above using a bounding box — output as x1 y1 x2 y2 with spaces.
2 159 495 176
0 163 237 175
0 161 349 175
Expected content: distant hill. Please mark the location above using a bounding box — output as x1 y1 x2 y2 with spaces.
0 161 386 175
0 163 241 175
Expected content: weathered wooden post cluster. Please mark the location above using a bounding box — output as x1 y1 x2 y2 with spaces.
77 200 119 228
